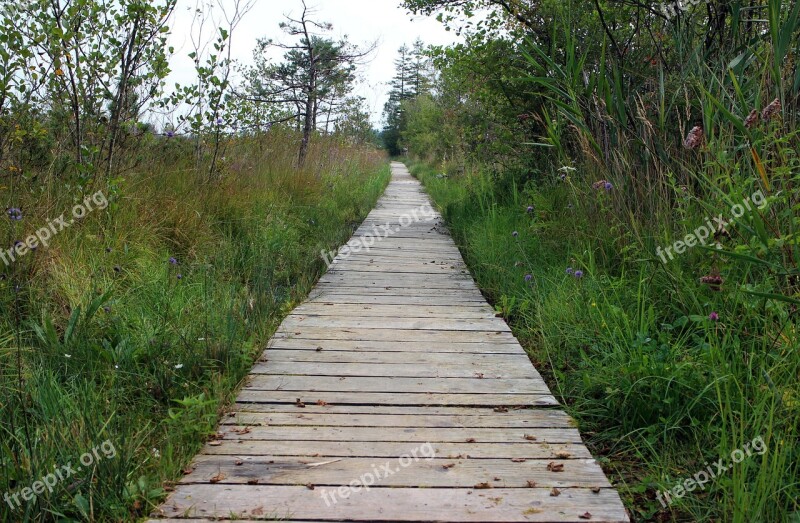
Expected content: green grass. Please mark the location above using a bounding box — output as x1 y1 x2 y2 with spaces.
408 160 798 522
0 131 389 522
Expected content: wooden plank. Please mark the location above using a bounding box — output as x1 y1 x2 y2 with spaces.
243 375 549 394
249 361 541 379
236 390 558 406
200 439 593 459
272 328 517 343
280 316 512 332
266 339 525 354
153 485 629 522
181 456 611 489
216 426 581 444
222 410 573 428
260 349 532 363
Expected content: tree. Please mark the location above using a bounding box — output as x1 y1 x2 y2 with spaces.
241 1 374 165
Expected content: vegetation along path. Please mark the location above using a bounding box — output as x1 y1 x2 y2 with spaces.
148 162 628 522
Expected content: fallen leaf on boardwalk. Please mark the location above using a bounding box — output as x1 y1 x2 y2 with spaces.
251 507 264 516
474 372 484 379
494 406 508 412
163 485 174 492
306 483 315 490
547 462 565 472
466 438 476 443
550 487 561 496
579 512 593 519
208 441 222 446
493 477 501 481
247 479 259 485
526 480 537 487
316 346 323 351
591 487 601 494
316 400 328 406
295 398 305 408
524 434 537 441
234 460 244 466
442 463 456 469
182 467 194 475
511 458 527 463
555 451 572 459
473 482 492 489
209 473 225 483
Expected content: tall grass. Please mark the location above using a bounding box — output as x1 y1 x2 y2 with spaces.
0 129 388 522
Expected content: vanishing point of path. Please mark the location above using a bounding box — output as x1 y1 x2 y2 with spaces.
149 163 629 522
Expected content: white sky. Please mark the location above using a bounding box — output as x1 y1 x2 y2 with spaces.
164 0 463 126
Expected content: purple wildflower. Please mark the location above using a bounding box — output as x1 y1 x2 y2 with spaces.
574 270 584 279
604 182 613 191
166 130 175 138
526 206 534 213
216 117 223 126
524 274 533 282
512 231 519 237
566 267 574 275
709 312 719 322
7 208 22 221
177 273 183 280
169 257 178 265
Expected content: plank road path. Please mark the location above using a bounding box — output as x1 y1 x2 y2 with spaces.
149 163 629 522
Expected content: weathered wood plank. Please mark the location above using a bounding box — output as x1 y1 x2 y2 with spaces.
243 375 549 394
152 485 629 522
236 390 558 406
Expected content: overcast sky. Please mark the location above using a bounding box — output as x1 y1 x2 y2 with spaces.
164 0 463 126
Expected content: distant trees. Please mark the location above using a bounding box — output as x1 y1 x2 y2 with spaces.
240 1 374 164
381 39 433 156
1 0 176 179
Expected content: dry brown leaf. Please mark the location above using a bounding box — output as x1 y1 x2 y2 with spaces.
524 434 537 441
473 482 492 489
466 438 476 443
579 512 593 520
547 462 565 472
209 473 225 484
511 458 527 463
526 480 537 488
442 463 456 469
555 451 572 459
550 487 561 497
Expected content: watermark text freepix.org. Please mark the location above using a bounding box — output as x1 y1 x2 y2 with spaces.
1 191 108 267
656 190 767 263
656 435 766 508
320 442 435 506
3 439 117 510
320 203 437 268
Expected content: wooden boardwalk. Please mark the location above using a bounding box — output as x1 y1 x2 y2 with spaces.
149 163 629 522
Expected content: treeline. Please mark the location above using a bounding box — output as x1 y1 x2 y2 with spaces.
398 0 799 521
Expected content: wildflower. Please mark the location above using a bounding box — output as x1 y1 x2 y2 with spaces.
169 257 178 265
113 265 121 273
7 207 22 221
512 231 518 237
103 306 111 313
574 270 584 279
166 130 175 138
526 206 534 213
177 273 182 280
152 448 161 458
604 182 613 191
559 173 567 181
524 274 532 282
744 109 759 129
64 354 72 358
761 98 781 121
174 363 184 369
683 126 704 149
591 180 609 190
709 311 719 322
566 267 574 275
216 117 223 126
